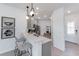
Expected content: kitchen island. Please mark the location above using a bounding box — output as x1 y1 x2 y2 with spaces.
23 33 52 56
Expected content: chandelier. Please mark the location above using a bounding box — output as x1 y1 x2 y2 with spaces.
26 3 35 19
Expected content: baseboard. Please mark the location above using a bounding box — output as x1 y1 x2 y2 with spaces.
0 49 14 55
53 46 64 52
53 46 64 56
65 40 79 45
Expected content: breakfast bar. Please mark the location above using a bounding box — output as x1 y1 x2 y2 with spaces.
23 33 52 56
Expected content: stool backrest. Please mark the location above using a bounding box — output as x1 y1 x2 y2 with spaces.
15 34 26 42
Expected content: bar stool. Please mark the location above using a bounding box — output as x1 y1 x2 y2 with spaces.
14 35 32 56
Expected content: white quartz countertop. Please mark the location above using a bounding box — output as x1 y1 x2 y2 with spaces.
23 33 52 44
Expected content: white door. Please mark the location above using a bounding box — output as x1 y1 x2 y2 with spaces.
51 8 65 51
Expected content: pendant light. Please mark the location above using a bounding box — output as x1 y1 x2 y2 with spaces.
26 3 35 19
30 3 35 17
26 6 29 19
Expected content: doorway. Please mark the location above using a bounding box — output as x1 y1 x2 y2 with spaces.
51 5 79 56
64 12 79 56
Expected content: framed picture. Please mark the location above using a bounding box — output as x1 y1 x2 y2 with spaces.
1 17 15 27
1 28 15 39
1 16 15 39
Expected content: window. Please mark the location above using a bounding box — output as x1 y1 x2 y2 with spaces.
67 22 75 34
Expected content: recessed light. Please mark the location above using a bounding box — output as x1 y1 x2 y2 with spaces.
67 10 71 14
36 7 39 10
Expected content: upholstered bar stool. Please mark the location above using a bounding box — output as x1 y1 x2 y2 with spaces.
14 34 32 56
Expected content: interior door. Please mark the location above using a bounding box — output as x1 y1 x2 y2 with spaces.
51 8 65 51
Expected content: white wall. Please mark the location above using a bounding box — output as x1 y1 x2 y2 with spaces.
65 13 79 44
51 8 65 51
38 19 51 35
0 4 26 54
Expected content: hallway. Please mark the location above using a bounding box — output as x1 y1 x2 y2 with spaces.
53 41 79 56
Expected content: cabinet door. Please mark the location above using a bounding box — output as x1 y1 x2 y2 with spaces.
42 41 52 56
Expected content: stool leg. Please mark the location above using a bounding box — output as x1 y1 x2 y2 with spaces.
28 48 32 56
30 48 32 56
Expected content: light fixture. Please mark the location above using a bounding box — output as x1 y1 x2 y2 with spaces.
30 3 35 17
36 7 39 10
67 10 71 14
26 3 35 19
26 6 29 19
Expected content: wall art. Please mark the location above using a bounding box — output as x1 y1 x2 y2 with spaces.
1 17 15 39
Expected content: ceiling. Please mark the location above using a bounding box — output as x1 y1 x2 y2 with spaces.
3 3 79 19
